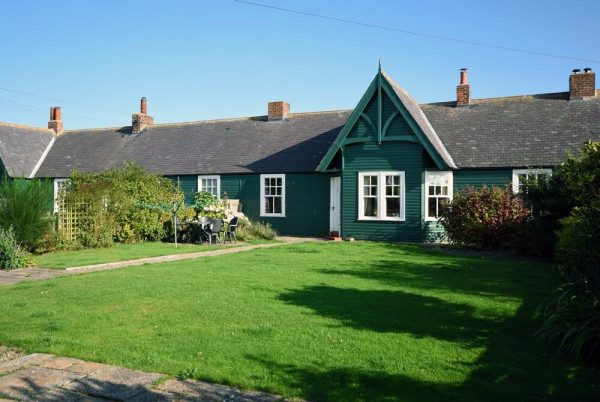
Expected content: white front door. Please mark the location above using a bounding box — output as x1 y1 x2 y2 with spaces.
330 177 341 233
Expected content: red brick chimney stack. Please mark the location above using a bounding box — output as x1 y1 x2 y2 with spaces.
48 106 64 134
268 101 290 121
569 68 596 100
456 68 470 107
132 97 154 134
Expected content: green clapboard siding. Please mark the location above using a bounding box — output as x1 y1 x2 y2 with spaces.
342 142 429 242
233 174 330 236
454 170 513 190
169 173 330 237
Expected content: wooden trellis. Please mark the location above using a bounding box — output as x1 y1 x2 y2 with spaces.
56 192 90 243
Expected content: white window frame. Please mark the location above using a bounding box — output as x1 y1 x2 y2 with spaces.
512 169 552 193
53 178 69 213
358 171 405 221
198 175 221 199
424 171 453 221
260 174 285 217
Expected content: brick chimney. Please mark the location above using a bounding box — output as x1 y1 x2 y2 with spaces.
569 68 596 100
268 101 290 121
48 107 64 134
132 97 154 134
456 68 470 107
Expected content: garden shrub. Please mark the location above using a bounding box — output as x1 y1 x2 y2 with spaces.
0 227 28 270
439 185 530 250
518 169 575 259
0 176 54 251
236 220 277 241
536 141 600 361
60 163 183 247
193 191 216 215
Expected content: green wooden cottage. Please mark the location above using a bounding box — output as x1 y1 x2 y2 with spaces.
0 67 598 241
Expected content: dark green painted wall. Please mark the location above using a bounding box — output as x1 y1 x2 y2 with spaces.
454 170 512 190
168 173 330 237
341 142 429 242
168 168 517 241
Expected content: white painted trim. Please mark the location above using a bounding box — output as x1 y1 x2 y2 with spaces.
53 178 69 213
512 168 552 193
358 171 405 221
330 176 341 232
197 175 221 198
424 171 453 221
28 136 56 178
260 174 286 217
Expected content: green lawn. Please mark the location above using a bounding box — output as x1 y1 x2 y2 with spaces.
31 241 257 269
1 242 597 400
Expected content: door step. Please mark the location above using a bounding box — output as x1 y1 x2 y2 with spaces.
325 231 343 241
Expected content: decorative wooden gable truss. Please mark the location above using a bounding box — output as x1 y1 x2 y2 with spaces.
317 66 456 172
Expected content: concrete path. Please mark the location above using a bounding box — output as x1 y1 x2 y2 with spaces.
0 352 287 401
0 236 324 287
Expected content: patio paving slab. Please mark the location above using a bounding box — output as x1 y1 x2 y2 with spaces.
61 366 165 400
0 351 290 401
0 353 54 375
0 365 81 399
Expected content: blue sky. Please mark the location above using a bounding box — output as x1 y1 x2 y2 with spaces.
1 0 599 129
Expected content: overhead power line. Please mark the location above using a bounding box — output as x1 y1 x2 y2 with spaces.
0 87 129 116
0 97 124 125
233 0 600 64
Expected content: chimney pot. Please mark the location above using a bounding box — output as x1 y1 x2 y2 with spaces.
572 69 581 74
460 68 468 85
132 97 154 133
584 67 592 73
456 68 470 107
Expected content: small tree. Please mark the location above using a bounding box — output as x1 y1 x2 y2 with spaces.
0 175 53 251
439 185 530 250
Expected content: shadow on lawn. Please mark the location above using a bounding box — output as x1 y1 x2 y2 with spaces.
246 355 450 402
273 243 599 401
278 286 487 345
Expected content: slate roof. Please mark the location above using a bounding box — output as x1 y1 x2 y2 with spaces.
35 111 352 178
382 72 457 169
0 123 54 177
3 75 599 178
422 91 600 168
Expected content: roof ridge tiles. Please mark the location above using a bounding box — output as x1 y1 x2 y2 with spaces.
421 91 573 107
0 121 54 132
62 110 353 133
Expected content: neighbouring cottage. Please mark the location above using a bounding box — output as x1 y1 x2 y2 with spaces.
0 67 598 241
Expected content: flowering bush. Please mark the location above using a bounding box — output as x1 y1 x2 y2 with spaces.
439 185 531 250
201 201 229 220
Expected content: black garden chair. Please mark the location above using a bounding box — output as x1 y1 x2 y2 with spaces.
194 216 213 244
224 216 238 244
205 218 224 245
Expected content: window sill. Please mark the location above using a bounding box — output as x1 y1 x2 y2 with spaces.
260 214 286 218
358 218 405 222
